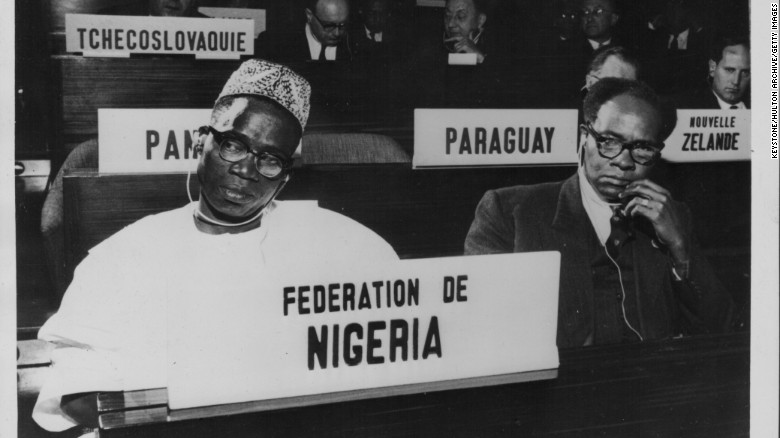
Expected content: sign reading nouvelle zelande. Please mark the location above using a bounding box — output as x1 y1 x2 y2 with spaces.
661 109 750 162
413 109 579 168
99 108 212 173
65 14 254 59
167 252 561 410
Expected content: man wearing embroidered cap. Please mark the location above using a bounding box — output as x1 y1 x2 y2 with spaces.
32 59 398 432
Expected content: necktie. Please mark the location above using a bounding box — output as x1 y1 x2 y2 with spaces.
606 206 634 258
730 105 739 109
318 45 326 61
370 32 375 42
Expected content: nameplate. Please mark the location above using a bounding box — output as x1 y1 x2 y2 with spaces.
662 110 750 162
413 109 579 168
448 53 478 65
198 8 266 38
98 108 211 173
65 14 254 59
167 252 560 410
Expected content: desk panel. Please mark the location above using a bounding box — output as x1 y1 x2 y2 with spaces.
98 333 749 438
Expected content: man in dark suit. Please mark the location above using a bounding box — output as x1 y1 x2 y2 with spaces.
465 78 733 348
579 0 620 52
641 0 712 95
255 0 352 62
405 0 509 108
677 36 750 109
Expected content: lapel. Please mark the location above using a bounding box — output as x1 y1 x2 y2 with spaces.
550 174 597 347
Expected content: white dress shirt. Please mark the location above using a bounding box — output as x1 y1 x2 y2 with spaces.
713 90 746 109
305 23 337 60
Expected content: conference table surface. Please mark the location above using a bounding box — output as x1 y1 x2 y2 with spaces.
92 332 749 438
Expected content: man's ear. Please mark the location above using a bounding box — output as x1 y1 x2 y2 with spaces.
305 8 313 23
708 59 716 77
610 13 619 26
478 13 487 30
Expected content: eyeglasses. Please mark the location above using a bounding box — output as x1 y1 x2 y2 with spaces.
560 11 579 20
581 7 610 18
200 126 292 180
311 13 348 32
582 123 662 165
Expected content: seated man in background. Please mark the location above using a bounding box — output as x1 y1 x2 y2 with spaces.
676 35 750 109
579 0 621 52
255 0 352 62
443 0 490 64
642 0 712 95
465 78 733 348
405 0 508 108
568 45 639 106
33 59 398 433
583 46 639 92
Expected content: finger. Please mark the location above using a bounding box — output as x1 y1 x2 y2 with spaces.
626 179 672 198
622 185 667 204
625 197 660 218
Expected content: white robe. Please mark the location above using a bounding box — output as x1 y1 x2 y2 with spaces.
33 201 398 431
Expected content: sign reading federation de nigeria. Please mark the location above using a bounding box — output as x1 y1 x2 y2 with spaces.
167 252 561 410
99 108 212 174
65 14 254 59
413 109 579 168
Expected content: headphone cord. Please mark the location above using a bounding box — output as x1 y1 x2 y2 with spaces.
603 245 644 342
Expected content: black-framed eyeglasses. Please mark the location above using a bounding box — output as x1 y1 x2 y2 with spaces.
199 126 293 180
581 7 610 18
311 13 348 32
582 123 662 165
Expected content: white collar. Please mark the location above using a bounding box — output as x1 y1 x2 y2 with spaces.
578 165 620 245
587 37 611 50
712 90 746 109
364 25 383 42
668 28 690 49
305 23 337 60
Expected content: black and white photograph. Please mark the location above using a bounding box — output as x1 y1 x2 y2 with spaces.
3 0 777 437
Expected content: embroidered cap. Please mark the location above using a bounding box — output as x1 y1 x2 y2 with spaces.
217 59 311 130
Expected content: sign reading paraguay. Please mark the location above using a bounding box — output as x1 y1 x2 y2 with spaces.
413 109 579 168
65 14 254 59
167 252 561 410
99 108 211 173
663 109 750 162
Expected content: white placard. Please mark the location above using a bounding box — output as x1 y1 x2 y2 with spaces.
198 7 266 38
448 53 478 65
167 252 561 410
65 14 254 59
98 108 212 173
662 110 751 162
413 109 579 168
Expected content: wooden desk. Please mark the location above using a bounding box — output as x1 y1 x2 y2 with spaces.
96 332 749 438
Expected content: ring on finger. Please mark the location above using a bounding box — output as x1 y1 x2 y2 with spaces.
641 198 650 207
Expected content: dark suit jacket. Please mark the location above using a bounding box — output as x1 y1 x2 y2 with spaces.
675 86 751 110
640 26 712 95
255 26 352 63
464 174 734 348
